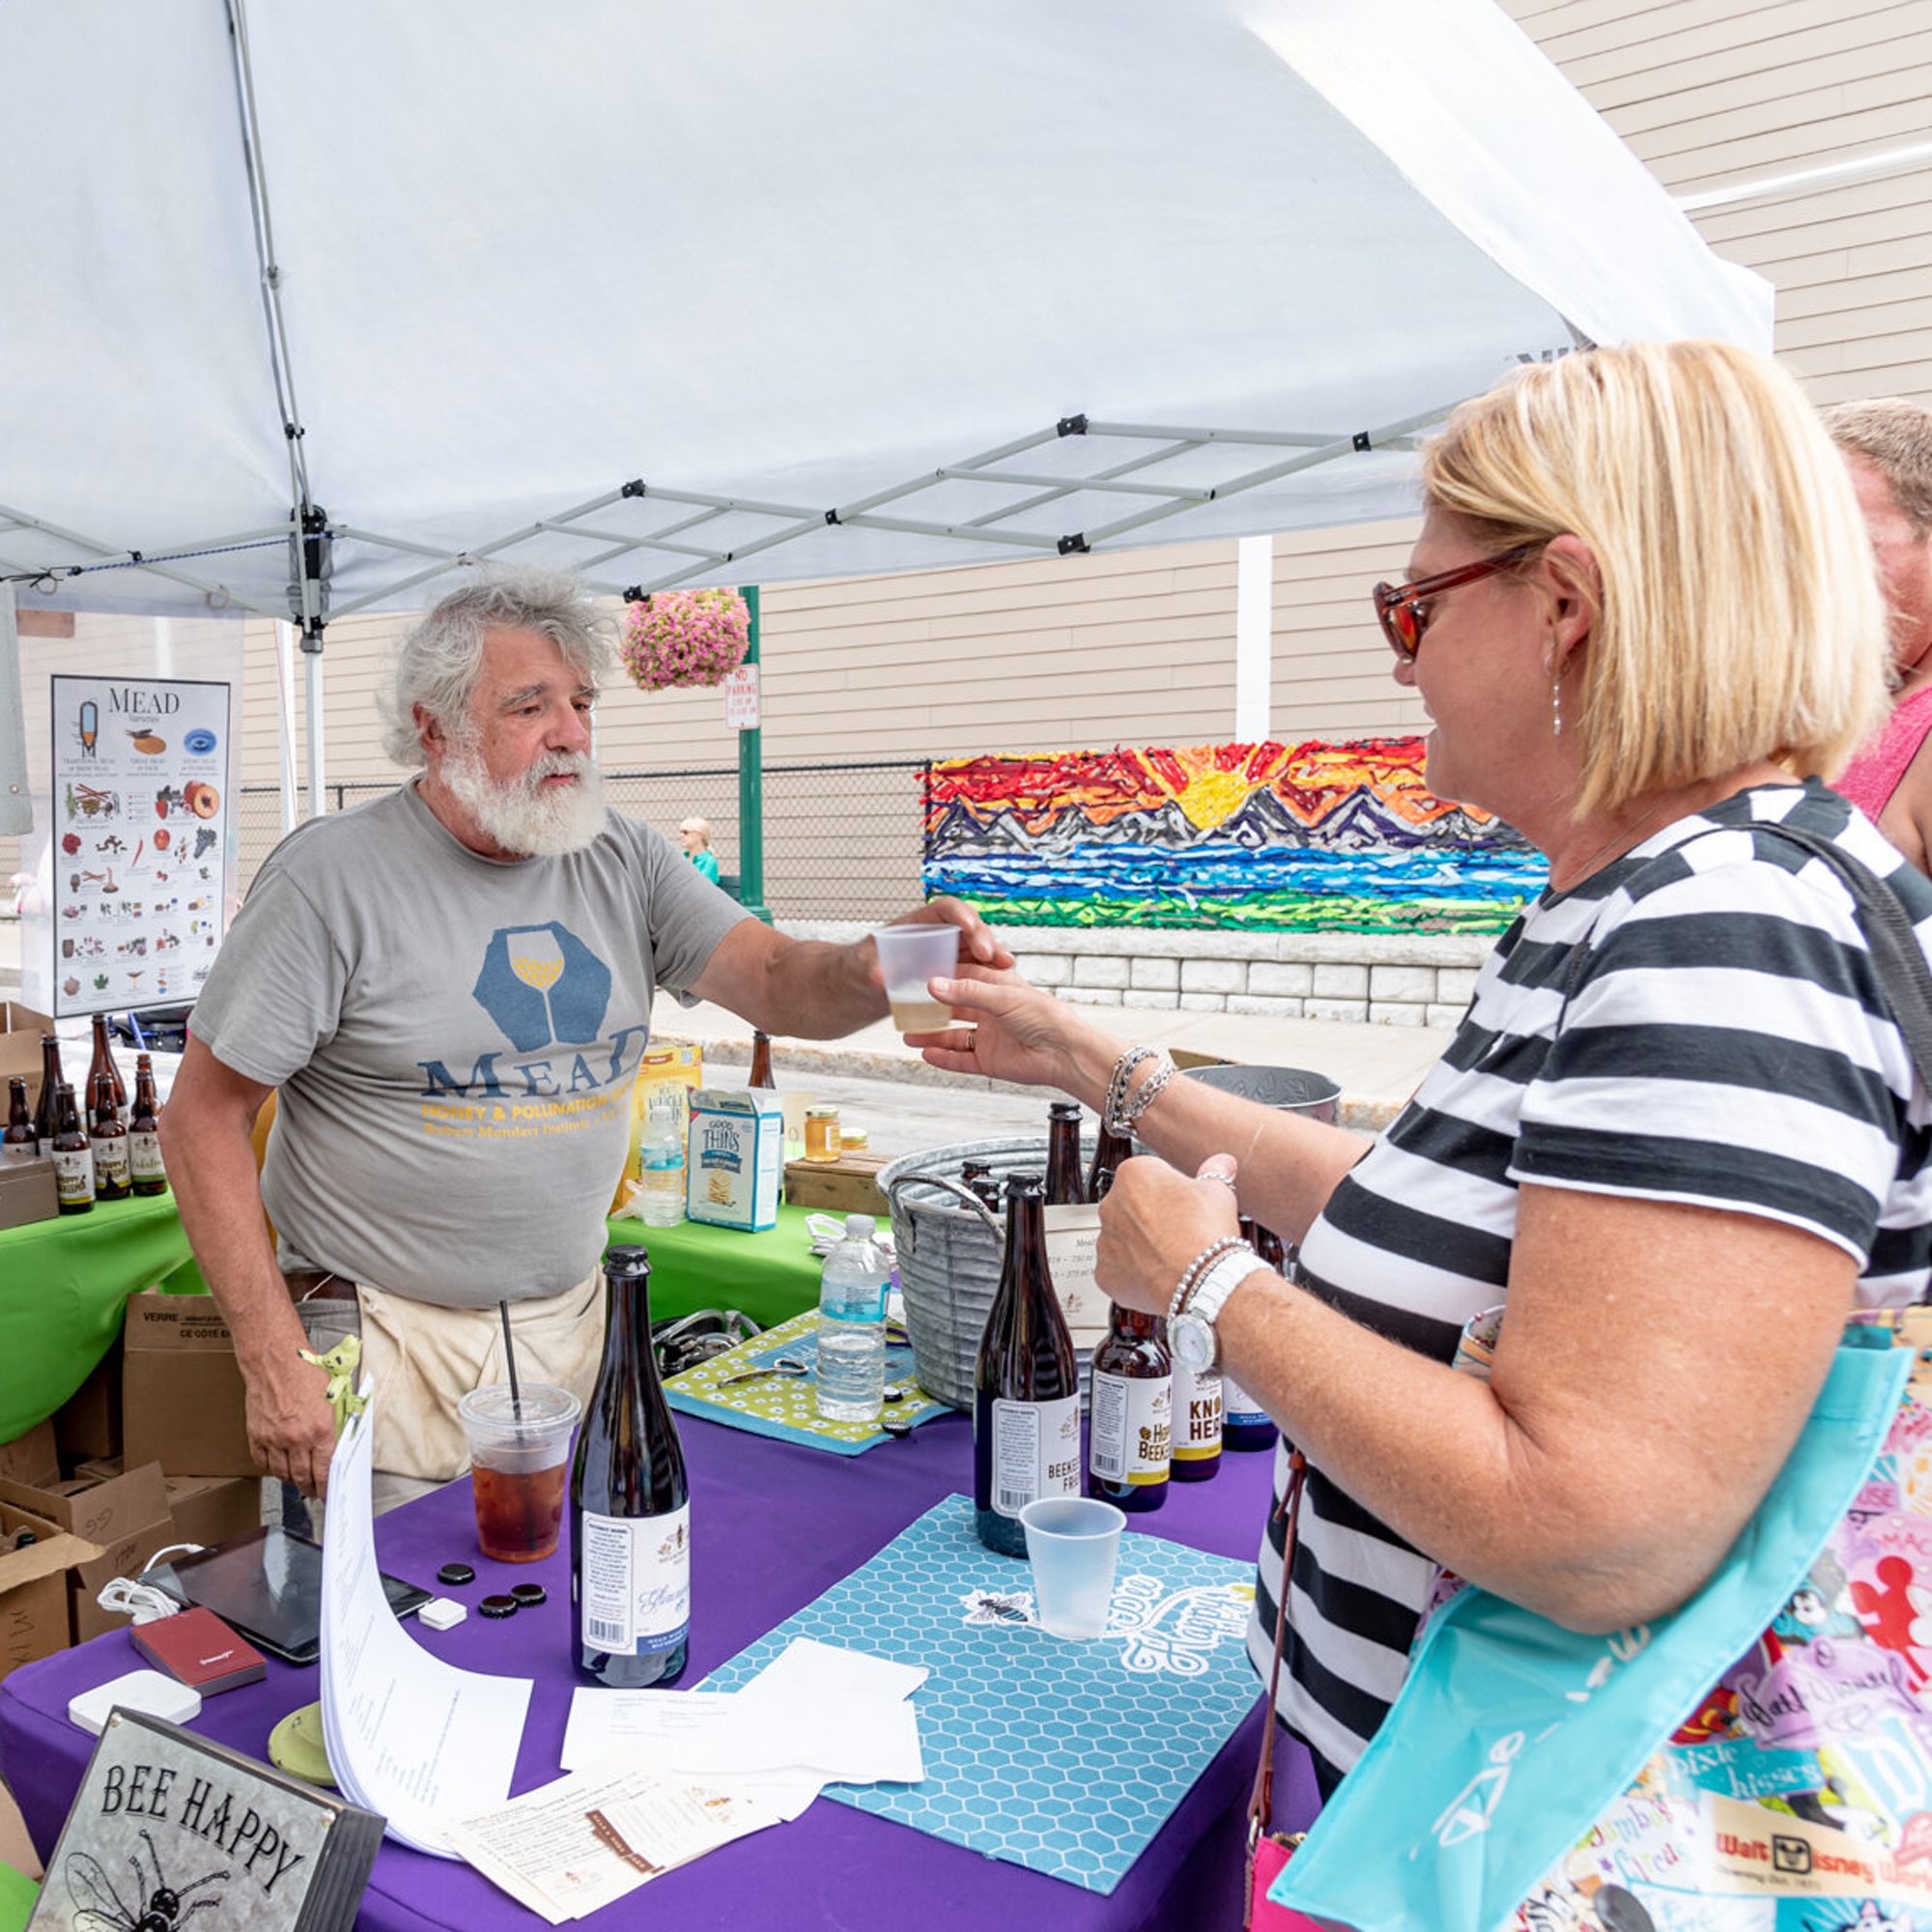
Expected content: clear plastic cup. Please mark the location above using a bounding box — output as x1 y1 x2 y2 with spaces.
456 1381 581 1563
1020 1496 1126 1639
872 923 963 1034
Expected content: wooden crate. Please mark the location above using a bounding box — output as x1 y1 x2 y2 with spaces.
783 1151 890 1217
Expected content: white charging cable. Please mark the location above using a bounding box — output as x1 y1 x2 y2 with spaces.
95 1542 212 1625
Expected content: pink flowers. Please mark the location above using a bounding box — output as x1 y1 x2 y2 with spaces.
619 588 751 692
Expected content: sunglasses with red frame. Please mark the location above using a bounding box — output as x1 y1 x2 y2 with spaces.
1372 542 1545 662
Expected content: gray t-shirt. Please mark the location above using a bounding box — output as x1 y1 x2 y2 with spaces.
190 782 748 1306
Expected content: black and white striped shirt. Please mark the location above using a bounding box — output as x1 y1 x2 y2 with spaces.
1254 781 1932 1782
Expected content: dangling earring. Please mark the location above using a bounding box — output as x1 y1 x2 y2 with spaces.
1550 674 1563 739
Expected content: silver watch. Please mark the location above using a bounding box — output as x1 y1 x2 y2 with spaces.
1170 1249 1258 1375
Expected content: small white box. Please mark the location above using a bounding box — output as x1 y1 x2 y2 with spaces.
420 1598 467 1631
685 1088 783 1232
69 1669 203 1737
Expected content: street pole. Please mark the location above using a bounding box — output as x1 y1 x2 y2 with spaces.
736 583 772 924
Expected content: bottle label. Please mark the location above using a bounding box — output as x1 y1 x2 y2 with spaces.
1221 1375 1269 1431
1042 1205 1110 1349
52 1146 94 1205
128 1131 165 1183
92 1140 130 1189
1172 1363 1224 1463
990 1395 1081 1519
1090 1371 1172 1484
2 1139 38 1162
579 1504 691 1655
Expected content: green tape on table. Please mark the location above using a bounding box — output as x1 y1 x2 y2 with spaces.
0 1192 192 1440
602 1201 826 1329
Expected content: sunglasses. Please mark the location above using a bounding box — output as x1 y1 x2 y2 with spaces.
1372 542 1544 662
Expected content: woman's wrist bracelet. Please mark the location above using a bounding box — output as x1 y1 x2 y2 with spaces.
1165 1236 1249 1327
1104 1046 1178 1137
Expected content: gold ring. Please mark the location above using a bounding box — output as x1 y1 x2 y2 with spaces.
961 1028 979 1052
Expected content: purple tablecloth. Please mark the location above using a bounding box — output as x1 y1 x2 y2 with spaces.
0 1412 1319 1930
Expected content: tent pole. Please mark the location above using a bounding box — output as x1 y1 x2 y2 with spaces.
274 620 299 836
303 630 327 819
1236 534 1273 742
735 584 771 925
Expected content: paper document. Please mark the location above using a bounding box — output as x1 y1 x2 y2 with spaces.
445 1762 781 1922
320 1381 534 1856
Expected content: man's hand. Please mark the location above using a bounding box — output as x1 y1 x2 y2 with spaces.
881 895 1013 971
244 1350 340 1499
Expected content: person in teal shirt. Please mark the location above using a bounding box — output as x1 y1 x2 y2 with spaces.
679 816 721 882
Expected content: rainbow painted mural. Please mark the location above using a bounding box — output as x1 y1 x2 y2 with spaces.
923 739 1548 933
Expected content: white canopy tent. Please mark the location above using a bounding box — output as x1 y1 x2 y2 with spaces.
0 0 1769 819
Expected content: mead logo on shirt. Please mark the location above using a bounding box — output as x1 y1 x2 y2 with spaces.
416 922 643 1101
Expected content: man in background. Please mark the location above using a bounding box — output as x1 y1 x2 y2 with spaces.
1827 398 1932 871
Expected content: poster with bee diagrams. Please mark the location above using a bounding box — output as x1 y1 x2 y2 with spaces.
43 674 233 1019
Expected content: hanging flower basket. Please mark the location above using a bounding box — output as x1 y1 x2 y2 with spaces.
618 588 752 692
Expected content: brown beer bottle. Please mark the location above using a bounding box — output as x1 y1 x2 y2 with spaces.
32 1037 65 1151
749 1030 777 1089
3 1077 36 1159
1043 1101 1088 1207
89 1012 127 1116
973 1173 1079 1556
128 1055 168 1196
89 1071 131 1202
1087 1120 1133 1201
1088 1302 1172 1514
50 1082 95 1214
1223 1218 1283 1453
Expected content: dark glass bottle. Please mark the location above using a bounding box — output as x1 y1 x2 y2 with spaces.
1086 1120 1133 1202
1044 1101 1088 1207
128 1055 168 1196
32 1037 65 1151
89 1012 127 1116
88 1071 131 1202
50 1082 95 1214
1088 1304 1172 1514
571 1246 690 1687
3 1077 35 1159
749 1031 776 1089
1223 1219 1283 1452
974 1173 1080 1556
1171 1357 1224 1482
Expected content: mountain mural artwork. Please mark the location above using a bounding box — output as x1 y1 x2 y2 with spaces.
923 740 1548 934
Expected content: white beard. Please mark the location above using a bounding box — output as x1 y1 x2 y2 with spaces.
440 740 607 857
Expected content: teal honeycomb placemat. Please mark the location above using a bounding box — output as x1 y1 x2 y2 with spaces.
703 1493 1261 1892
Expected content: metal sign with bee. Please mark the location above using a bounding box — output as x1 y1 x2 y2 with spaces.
41 675 233 1019
26 1709 383 1932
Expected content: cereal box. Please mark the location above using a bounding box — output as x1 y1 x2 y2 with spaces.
611 1043 702 1215
686 1088 783 1232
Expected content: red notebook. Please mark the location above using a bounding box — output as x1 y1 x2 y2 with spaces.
130 1606 268 1692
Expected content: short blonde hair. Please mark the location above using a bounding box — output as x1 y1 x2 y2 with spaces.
1422 340 1889 817
680 817 712 845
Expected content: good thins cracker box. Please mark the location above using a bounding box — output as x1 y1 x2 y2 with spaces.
686 1088 782 1232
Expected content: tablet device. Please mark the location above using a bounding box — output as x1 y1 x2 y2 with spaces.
153 1526 433 1666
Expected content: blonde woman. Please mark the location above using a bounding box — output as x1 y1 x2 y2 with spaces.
912 341 1927 1796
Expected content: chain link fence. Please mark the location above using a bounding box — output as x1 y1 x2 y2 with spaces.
238 757 930 923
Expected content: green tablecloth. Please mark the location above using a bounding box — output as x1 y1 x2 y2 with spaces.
603 1201 826 1327
0 1193 192 1441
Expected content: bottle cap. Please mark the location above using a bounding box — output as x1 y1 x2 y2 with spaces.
478 1594 520 1619
509 1582 548 1607
844 1212 875 1239
437 1562 475 1587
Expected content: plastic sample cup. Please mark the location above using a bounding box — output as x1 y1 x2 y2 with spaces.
457 1382 581 1564
872 923 963 1034
1020 1496 1127 1639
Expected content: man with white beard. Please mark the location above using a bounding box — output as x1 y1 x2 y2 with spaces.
164 572 1005 1508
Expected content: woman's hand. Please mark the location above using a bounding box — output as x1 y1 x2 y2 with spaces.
903 966 1111 1094
1094 1153 1243 1318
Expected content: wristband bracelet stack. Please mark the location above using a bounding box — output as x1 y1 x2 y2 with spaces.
1103 1045 1178 1137
1165 1236 1252 1327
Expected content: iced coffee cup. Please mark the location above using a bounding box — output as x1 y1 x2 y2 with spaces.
457 1382 581 1563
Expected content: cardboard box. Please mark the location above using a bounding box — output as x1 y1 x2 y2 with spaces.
0 1420 61 1491
686 1088 782 1231
0 1499 98 1684
0 1002 55 1113
784 1151 891 1217
0 1461 174 1644
0 1154 58 1233
54 1340 123 1466
611 1042 703 1214
122 1290 256 1477
78 1459 262 1552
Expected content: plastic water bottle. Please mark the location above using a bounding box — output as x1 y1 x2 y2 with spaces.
815 1213 892 1422
636 1095 686 1229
